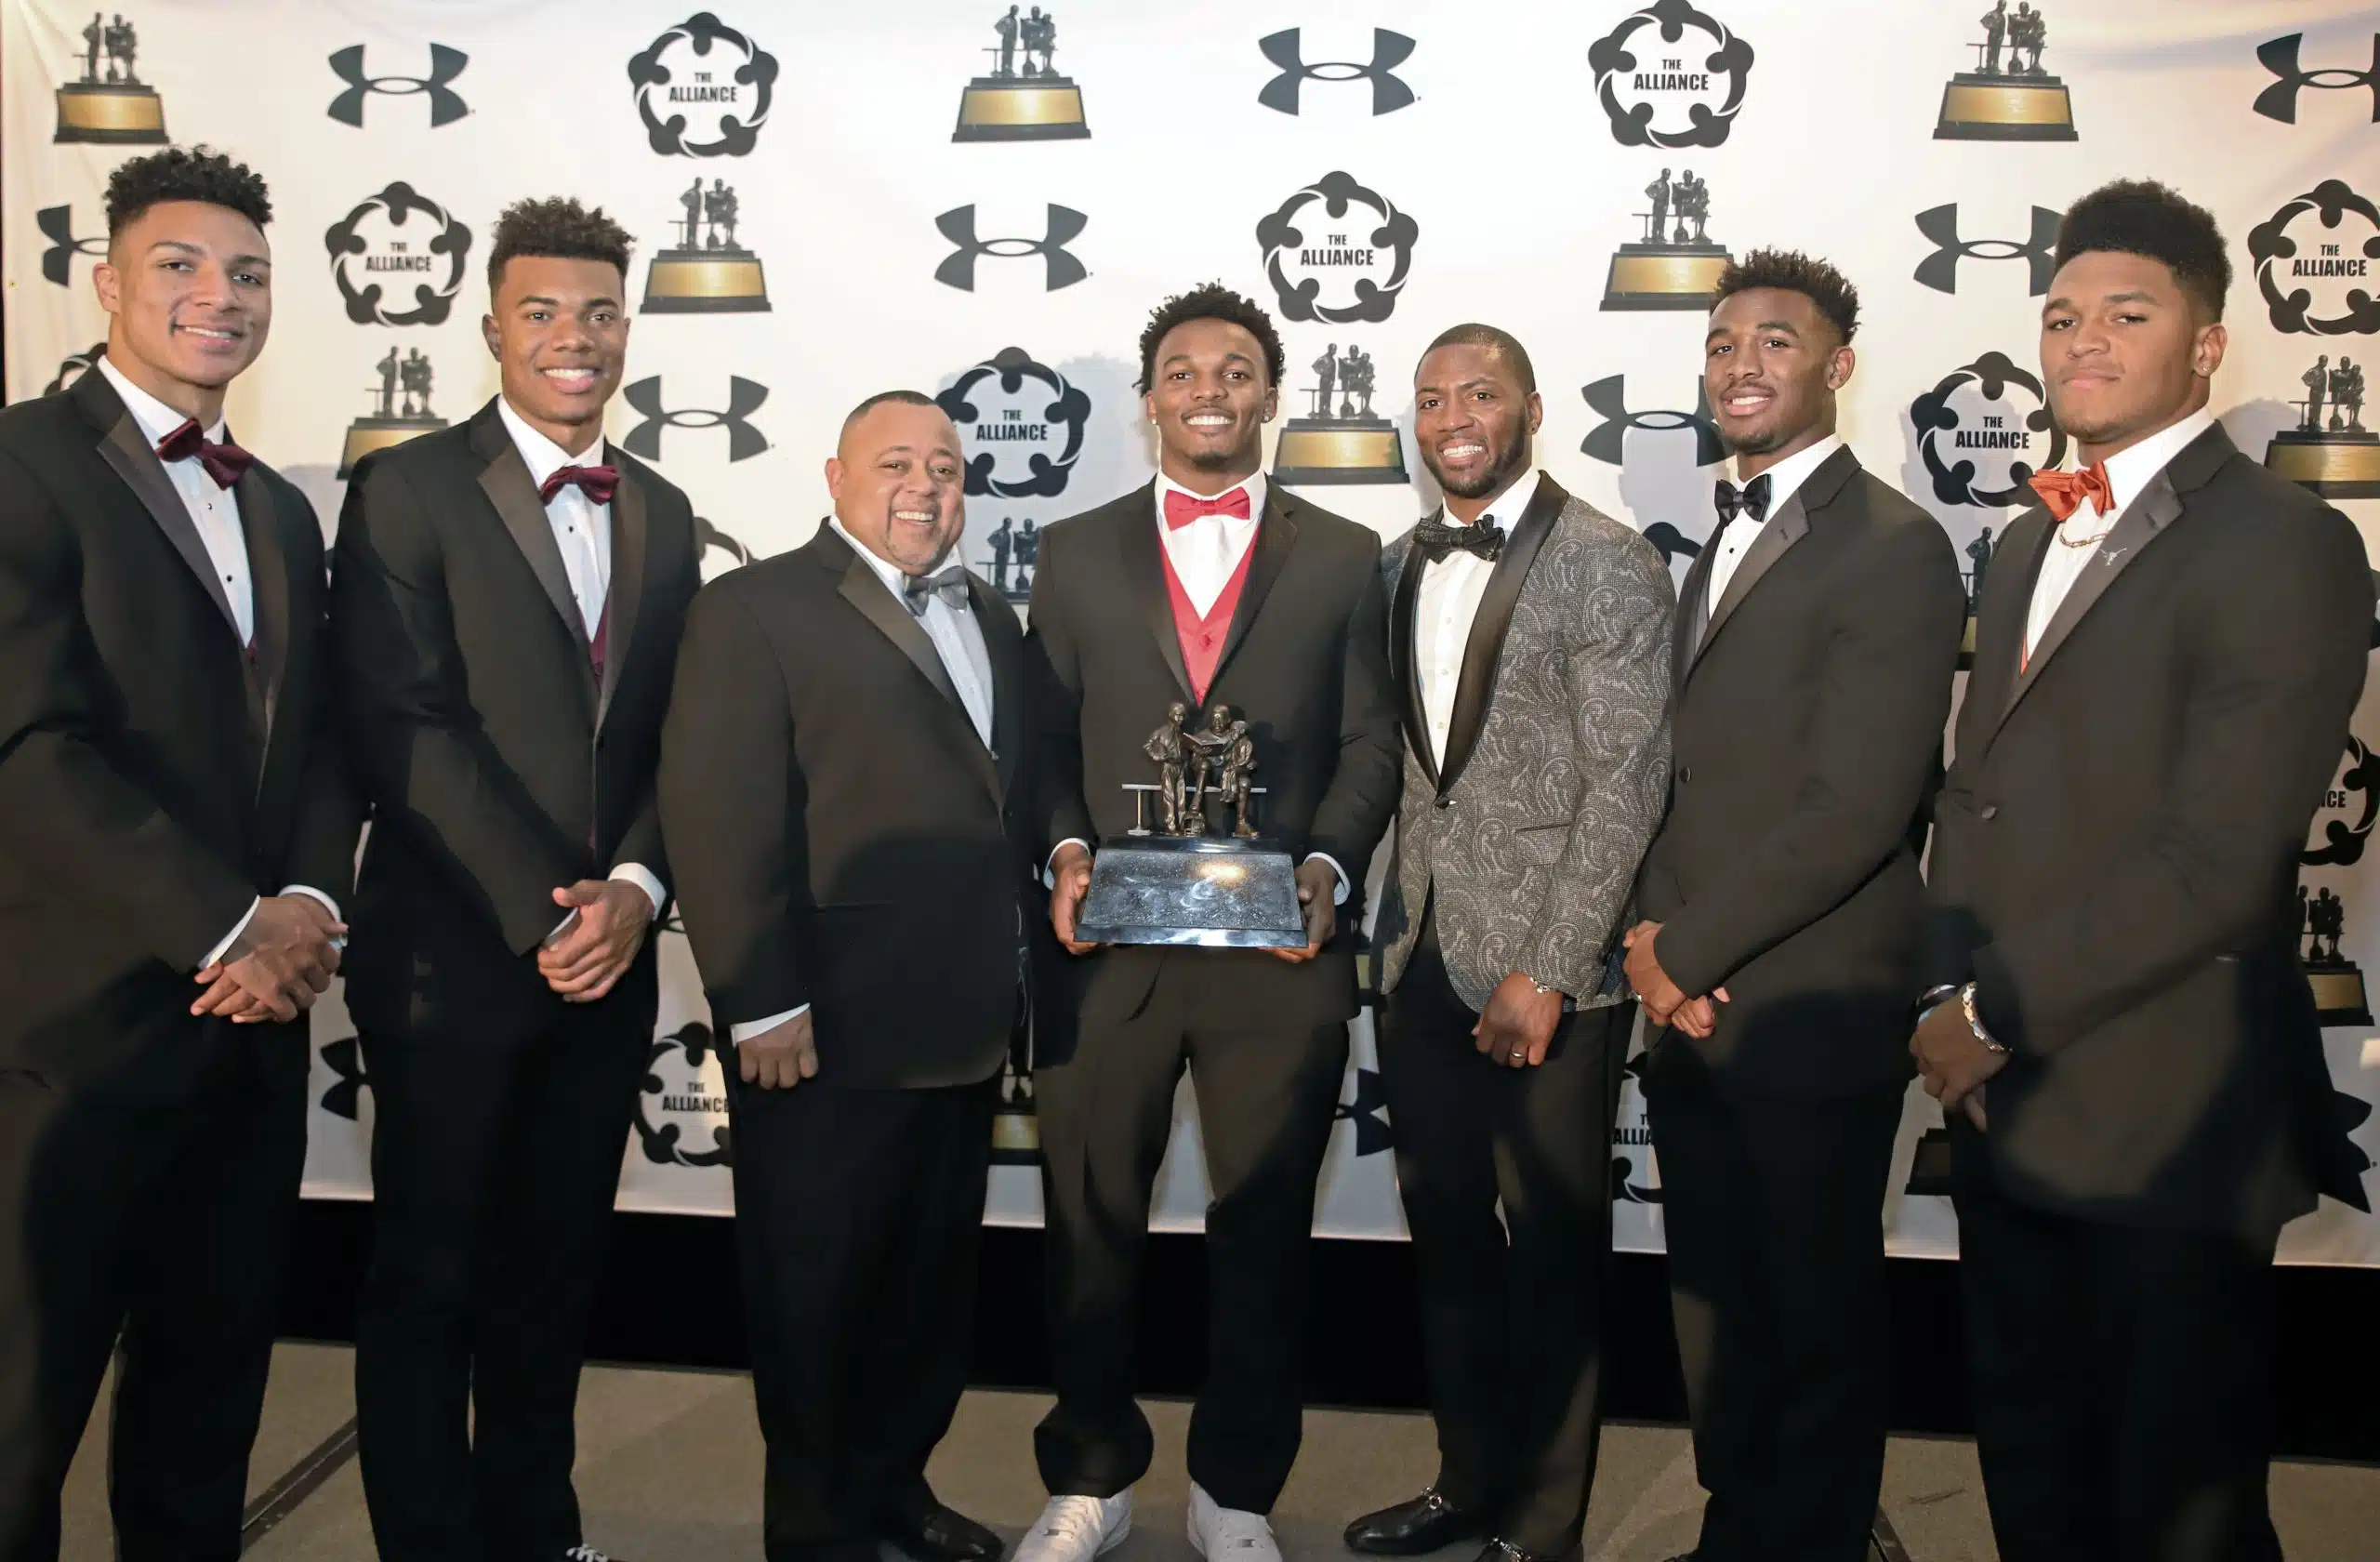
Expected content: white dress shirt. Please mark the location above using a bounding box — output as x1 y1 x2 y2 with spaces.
493 398 668 930
2023 407 2215 660
1155 471 1266 616
1707 434 1842 613
97 359 342 966
1414 470 1540 767
733 523 999 1045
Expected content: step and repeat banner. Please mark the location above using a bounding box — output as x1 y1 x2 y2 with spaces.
7 0 2379 1261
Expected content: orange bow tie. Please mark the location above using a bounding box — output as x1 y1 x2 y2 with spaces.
2029 462 2111 523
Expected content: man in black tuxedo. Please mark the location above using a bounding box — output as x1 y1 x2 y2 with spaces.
1019 285 1399 1562
1916 180 2373 1562
333 199 700 1562
0 148 354 1561
1624 252 1965 1562
661 392 1025 1562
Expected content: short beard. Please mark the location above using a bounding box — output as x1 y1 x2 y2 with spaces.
1720 423 1787 458
1431 423 1530 500
1182 437 1259 475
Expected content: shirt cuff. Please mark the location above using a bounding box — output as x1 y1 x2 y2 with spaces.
729 1004 810 1045
1304 853 1351 907
1043 838 1092 889
283 885 341 924
610 864 667 923
202 896 261 971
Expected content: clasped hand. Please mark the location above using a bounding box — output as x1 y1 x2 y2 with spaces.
1621 920 1728 1038
538 879 654 1002
1911 994 2006 1130
192 894 344 1025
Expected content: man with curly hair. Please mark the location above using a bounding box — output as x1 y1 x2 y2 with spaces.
333 197 702 1562
1020 285 1399 1562
0 146 358 1560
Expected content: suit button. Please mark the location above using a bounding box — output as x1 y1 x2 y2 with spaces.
1436 797 1453 810
1980 804 1999 821
1678 765 1693 783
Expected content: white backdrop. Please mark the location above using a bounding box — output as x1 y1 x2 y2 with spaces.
7 0 2379 1262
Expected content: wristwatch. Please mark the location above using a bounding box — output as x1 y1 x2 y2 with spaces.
1528 976 1559 997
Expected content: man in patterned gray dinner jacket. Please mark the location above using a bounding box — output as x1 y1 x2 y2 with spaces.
1343 324 1673 1562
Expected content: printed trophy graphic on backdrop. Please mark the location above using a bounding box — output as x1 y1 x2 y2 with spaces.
953 6 1089 141
2265 355 2378 497
1073 705 1306 949
1273 342 1408 485
55 10 167 143
1602 166 1732 310
2300 735 2377 1024
2300 885 2373 1026
1935 0 2078 141
338 346 448 478
642 178 770 312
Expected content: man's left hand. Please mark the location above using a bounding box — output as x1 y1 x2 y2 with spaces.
1268 859 1339 964
1911 994 2009 1114
1474 971 1563 1068
538 880 654 1001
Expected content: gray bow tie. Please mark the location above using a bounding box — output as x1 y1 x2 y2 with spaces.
903 565 970 616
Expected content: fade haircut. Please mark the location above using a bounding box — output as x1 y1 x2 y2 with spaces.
1136 283 1286 394
2052 179 2231 322
1421 323 1537 394
104 146 271 235
1712 248 1861 344
485 196 633 293
840 389 942 438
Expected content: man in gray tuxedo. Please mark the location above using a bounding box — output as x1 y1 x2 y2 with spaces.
1344 324 1674 1562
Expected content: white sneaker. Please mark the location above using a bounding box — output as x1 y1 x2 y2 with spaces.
1187 1483 1280 1562
1014 1492 1133 1562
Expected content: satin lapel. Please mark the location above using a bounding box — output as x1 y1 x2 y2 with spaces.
597 464 650 732
1964 510 2050 756
840 552 968 718
1690 490 1810 680
969 576 1023 802
1996 468 2186 732
1439 476 1567 796
96 409 242 640
1671 532 1719 702
476 434 590 687
1387 533 1436 788
231 461 288 742
1209 490 1298 698
1117 486 1196 702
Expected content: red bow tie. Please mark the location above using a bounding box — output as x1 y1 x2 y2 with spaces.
2029 462 2112 523
540 463 620 506
1163 486 1251 530
154 418 255 489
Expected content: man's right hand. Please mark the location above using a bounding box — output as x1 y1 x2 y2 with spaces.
1050 841 1102 956
194 894 344 1024
740 1010 818 1090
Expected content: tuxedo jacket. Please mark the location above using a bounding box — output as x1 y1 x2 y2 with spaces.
1374 476 1676 1012
329 398 699 1036
1025 480 1401 1043
0 368 355 1083
1636 445 1967 1098
1924 424 2373 1238
658 526 1034 1091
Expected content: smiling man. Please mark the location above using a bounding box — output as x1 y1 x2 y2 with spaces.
1917 180 2373 1562
1625 251 1964 1562
1021 285 1399 1562
331 198 701 1562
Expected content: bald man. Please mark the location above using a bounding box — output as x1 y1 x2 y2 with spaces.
659 393 1034 1562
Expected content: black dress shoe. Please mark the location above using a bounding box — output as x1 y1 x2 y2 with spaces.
1474 1542 1561 1562
880 1500 1007 1562
1344 1489 1492 1555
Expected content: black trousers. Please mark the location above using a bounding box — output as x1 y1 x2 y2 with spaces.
0 1008 308 1562
1034 960 1348 1512
729 1072 994 1561
1954 1162 2282 1562
353 955 655 1562
1376 907 1629 1556
1644 1039 1905 1562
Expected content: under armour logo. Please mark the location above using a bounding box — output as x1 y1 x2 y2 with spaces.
620 376 771 462
1332 1066 1393 1156
2254 33 2380 124
1257 28 1416 116
327 44 469 126
320 1036 371 1120
934 205 1087 291
1641 523 1703 563
1913 204 2061 297
1579 375 1726 468
37 205 105 287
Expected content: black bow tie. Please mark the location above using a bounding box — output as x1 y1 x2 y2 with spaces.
902 565 970 616
1413 515 1504 565
1712 472 1772 528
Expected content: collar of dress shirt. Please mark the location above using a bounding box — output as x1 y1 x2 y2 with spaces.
830 516 956 604
99 355 226 448
1155 470 1267 525
1443 468 1541 534
1729 433 1842 524
496 395 610 496
2094 405 2216 523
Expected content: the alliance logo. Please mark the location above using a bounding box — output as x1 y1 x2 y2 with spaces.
1257 28 1416 116
620 376 771 463
628 12 777 157
934 347 1091 499
327 44 469 127
324 182 473 327
1588 0 1753 150
44 341 104 396
2254 33 2379 125
1255 171 1417 324
36 205 105 287
634 1022 733 1169
934 205 1088 292
2305 735 2380 867
1910 351 2068 507
2247 180 2380 337
1913 203 2061 296
319 1035 370 1121
1578 374 1725 468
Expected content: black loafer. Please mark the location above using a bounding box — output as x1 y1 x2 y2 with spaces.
1344 1489 1491 1555
880 1501 1006 1562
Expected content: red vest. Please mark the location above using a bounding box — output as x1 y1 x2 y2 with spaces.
1157 529 1257 704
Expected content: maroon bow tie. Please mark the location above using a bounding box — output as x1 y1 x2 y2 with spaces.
154 418 255 489
539 463 620 506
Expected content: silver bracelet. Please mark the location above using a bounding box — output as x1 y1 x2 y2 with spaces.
1960 982 2008 1054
